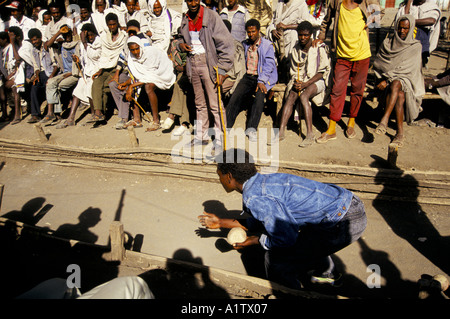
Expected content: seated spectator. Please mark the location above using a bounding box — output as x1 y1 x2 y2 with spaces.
56 23 102 129
27 28 59 123
45 2 74 50
219 0 250 42
90 12 127 122
110 0 128 27
7 1 36 41
108 19 151 129
373 15 425 147
273 21 331 148
122 36 176 131
148 0 182 53
225 19 277 142
40 26 81 124
396 0 441 67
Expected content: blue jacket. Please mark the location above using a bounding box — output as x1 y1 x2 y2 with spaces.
242 173 354 250
242 37 278 91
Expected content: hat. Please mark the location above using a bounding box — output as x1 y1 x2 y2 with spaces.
6 1 24 10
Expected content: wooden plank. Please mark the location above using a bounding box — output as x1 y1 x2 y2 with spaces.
109 221 125 261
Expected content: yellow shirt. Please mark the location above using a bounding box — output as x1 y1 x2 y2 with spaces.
336 3 371 61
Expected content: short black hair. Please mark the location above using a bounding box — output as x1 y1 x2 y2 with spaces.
105 12 119 23
0 31 10 42
297 21 313 34
126 19 141 29
28 28 42 39
216 149 258 184
8 26 23 39
81 23 98 35
245 19 260 31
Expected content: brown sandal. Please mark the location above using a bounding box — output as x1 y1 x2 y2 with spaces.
145 122 161 132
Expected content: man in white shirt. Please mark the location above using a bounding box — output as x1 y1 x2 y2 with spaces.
7 1 36 40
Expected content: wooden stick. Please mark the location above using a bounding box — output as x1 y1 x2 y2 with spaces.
127 126 139 148
33 124 48 143
214 66 227 150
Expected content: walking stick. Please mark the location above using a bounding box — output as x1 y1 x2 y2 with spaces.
297 62 301 97
214 66 227 151
125 66 153 123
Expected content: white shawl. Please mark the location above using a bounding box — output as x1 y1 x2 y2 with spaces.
98 29 127 69
91 0 112 35
126 36 175 90
266 0 315 58
148 0 181 52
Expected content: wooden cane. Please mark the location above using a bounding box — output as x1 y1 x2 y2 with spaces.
297 62 301 97
125 66 153 123
214 66 227 151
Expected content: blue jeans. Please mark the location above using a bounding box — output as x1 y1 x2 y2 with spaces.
264 195 367 289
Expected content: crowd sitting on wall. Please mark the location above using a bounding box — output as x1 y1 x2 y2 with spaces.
0 0 446 149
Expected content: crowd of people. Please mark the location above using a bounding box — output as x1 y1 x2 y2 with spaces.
0 0 447 149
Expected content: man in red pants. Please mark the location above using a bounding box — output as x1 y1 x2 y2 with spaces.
314 0 377 143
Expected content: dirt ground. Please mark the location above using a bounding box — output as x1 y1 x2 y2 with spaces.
0 9 449 300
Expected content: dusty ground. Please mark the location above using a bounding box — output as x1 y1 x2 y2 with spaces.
0 9 449 300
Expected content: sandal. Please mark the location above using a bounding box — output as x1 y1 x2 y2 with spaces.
299 135 315 148
375 123 387 135
86 114 105 123
55 120 75 129
40 115 56 124
391 134 405 147
10 118 21 125
124 119 143 128
146 122 161 132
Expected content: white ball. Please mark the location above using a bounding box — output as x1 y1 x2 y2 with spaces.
227 227 247 245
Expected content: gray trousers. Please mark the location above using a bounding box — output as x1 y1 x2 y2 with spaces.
46 73 79 113
109 72 131 120
189 54 226 141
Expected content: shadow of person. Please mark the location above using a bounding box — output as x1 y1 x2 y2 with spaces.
53 207 102 244
139 248 230 299
2 197 53 225
371 157 450 276
357 238 418 298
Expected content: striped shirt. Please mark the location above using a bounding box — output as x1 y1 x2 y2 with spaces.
246 37 261 75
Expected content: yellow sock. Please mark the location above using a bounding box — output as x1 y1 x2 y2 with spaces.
325 120 336 135
347 117 355 128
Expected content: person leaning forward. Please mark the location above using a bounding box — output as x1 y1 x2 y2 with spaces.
198 148 367 290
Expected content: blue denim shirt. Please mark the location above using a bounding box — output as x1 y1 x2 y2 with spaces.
242 173 354 250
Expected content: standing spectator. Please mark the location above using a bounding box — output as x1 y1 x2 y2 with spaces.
314 0 374 144
124 0 151 38
396 0 441 67
178 0 234 148
219 0 250 42
148 0 182 53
